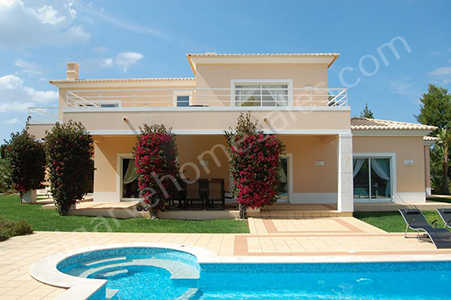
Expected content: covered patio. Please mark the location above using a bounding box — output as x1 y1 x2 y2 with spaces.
92 132 353 213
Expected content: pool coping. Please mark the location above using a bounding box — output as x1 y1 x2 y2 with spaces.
30 242 451 300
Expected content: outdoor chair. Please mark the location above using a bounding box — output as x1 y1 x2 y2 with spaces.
168 180 187 209
198 179 209 209
185 180 202 209
207 178 225 210
399 209 451 249
437 209 451 229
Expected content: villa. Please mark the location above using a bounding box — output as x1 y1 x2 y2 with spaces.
28 52 437 215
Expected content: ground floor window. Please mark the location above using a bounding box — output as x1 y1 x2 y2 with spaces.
122 158 140 199
353 157 392 200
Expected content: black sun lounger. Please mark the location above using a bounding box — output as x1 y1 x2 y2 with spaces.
437 209 451 229
399 209 451 249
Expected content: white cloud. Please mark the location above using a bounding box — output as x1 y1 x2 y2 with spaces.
75 1 167 39
34 4 66 25
101 57 114 68
0 74 23 89
429 66 451 76
65 1 77 18
389 79 415 96
115 52 144 72
0 0 89 48
0 74 57 112
66 25 90 41
428 66 451 85
98 52 144 72
15 59 42 75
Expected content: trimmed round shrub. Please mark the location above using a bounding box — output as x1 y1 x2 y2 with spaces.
45 121 94 215
4 130 45 197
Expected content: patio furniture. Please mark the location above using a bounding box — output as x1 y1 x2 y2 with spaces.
399 209 451 249
168 180 187 208
167 178 227 210
185 180 203 209
437 209 451 229
198 179 209 209
208 178 225 210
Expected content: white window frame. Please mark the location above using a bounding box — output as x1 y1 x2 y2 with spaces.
117 153 142 202
173 90 192 107
353 152 397 203
230 79 293 107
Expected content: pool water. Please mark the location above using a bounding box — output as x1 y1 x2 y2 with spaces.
58 247 451 300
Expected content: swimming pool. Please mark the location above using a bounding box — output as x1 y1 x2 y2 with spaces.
55 247 451 300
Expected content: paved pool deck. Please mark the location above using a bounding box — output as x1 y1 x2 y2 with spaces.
1 217 451 299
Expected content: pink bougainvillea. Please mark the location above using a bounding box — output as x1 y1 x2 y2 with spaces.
225 113 284 211
134 124 178 210
230 134 283 208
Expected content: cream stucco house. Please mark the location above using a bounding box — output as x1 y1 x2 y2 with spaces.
28 53 436 214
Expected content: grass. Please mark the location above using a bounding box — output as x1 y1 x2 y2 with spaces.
354 211 448 232
0 194 249 234
427 196 451 204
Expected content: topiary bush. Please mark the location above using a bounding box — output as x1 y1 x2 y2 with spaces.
45 121 94 215
4 130 45 200
225 113 284 218
134 124 179 216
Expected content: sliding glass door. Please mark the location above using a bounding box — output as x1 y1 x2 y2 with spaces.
353 157 392 201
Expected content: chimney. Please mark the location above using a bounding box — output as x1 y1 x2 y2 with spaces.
66 62 79 80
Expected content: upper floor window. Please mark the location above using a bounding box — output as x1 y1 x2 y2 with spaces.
176 95 190 107
233 80 291 107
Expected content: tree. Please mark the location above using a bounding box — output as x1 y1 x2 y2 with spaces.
434 129 451 194
225 113 284 218
0 145 12 193
45 121 94 215
4 131 46 202
417 84 451 194
417 84 451 132
360 104 374 118
134 124 179 218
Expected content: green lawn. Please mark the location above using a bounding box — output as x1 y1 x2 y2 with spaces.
0 194 249 233
427 196 451 204
354 211 448 232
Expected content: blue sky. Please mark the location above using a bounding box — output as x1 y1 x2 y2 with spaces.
0 0 450 142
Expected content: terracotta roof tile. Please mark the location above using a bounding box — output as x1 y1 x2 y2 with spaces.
351 117 437 131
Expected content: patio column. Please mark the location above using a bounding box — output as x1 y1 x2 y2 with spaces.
424 144 431 196
337 133 354 212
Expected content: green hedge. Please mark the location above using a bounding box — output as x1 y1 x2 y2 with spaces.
0 218 33 241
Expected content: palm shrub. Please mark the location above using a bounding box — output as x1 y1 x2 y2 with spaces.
45 121 94 215
134 124 178 217
4 131 45 201
225 113 284 218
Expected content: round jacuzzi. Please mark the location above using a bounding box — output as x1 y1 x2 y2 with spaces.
57 247 201 300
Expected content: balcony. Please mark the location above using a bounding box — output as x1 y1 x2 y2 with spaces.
63 87 347 108
28 87 350 136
